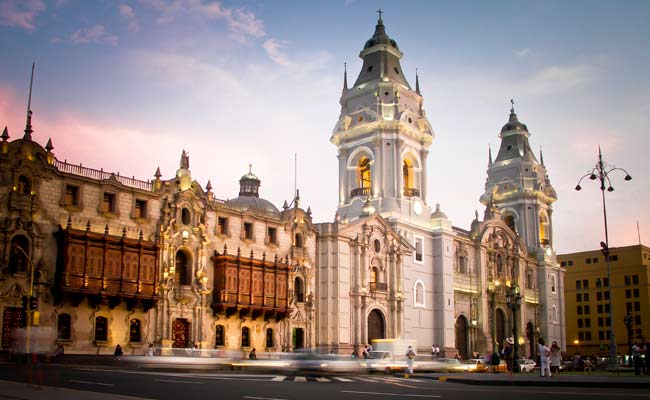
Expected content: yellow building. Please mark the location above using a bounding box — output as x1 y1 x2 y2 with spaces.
558 245 650 357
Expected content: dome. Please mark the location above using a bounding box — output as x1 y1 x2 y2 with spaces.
500 109 528 134
240 172 259 181
226 196 279 216
431 203 448 219
363 18 399 50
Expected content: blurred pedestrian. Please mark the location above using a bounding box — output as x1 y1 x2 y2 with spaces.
503 337 514 377
114 344 123 361
249 348 257 360
633 339 643 375
405 346 416 377
55 344 64 358
550 341 561 374
146 344 154 357
538 338 551 377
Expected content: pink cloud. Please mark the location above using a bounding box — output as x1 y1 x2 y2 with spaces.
119 4 140 32
0 0 46 30
70 24 119 46
262 38 291 66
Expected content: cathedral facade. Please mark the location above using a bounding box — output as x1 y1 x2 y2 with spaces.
0 16 565 358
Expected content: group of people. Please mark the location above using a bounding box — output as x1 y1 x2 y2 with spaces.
632 338 648 375
351 344 374 359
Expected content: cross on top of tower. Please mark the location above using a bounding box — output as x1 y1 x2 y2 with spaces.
248 163 253 173
510 98 515 113
377 8 383 21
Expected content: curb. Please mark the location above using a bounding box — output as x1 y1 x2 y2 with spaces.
410 374 650 389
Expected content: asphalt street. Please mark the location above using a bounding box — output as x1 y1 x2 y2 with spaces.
1 362 649 400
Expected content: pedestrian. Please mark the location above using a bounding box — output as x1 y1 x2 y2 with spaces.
633 339 643 375
538 338 551 377
491 350 500 373
146 344 154 357
549 341 561 374
405 346 416 377
249 348 257 360
431 344 435 355
503 337 514 377
434 344 440 359
55 344 64 358
114 344 123 360
351 350 358 360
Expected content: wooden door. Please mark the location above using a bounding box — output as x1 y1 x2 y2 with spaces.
172 318 190 348
2 307 24 349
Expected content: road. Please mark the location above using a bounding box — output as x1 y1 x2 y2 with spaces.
1 362 649 400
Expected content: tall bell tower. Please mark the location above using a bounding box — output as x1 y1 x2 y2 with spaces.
331 13 434 226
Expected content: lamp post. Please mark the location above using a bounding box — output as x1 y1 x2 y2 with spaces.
574 339 580 355
487 279 501 355
14 245 36 355
624 313 633 366
575 147 632 370
506 284 522 372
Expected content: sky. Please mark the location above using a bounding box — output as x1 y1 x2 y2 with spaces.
0 0 649 254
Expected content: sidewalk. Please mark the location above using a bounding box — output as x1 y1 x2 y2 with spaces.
413 371 650 388
0 379 149 400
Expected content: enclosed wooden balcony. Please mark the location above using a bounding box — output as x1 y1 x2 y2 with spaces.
403 187 420 197
350 187 372 198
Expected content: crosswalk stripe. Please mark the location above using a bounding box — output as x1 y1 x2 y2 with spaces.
271 376 286 381
314 377 330 382
333 377 354 382
355 377 379 382
294 376 307 382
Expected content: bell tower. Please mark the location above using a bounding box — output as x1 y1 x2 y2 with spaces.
480 101 558 254
331 13 434 225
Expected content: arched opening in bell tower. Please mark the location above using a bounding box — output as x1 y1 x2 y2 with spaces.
358 157 372 193
539 211 550 246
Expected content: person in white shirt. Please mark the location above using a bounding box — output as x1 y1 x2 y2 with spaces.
538 338 551 377
405 346 416 375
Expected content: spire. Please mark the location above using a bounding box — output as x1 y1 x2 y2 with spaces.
415 68 420 95
45 138 53 152
488 144 493 166
179 149 189 169
540 146 545 166
205 180 212 191
1 126 8 141
154 167 161 179
24 62 35 141
343 62 348 91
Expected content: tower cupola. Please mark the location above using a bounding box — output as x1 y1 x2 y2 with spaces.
239 164 260 197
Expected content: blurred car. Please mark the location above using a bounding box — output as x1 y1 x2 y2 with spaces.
436 358 466 372
517 358 537 373
463 359 489 373
364 351 407 374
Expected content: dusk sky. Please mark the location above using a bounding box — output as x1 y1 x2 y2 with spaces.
1 0 648 254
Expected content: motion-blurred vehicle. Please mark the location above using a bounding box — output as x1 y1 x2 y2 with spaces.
463 359 489 373
363 351 407 374
436 358 466 372
518 358 537 373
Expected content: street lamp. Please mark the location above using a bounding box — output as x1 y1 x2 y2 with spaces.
624 313 634 366
487 279 501 355
506 284 522 372
575 147 632 370
574 339 580 354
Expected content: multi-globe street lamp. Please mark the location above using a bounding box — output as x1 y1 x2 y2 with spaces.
575 147 632 369
506 284 522 373
624 313 634 365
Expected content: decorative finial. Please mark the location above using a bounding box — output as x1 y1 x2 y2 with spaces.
377 8 384 22
510 98 515 114
415 68 420 95
223 243 228 255
24 62 35 141
248 163 252 174
86 220 91 231
139 229 143 240
540 145 545 166
154 167 161 179
66 215 72 229
307 206 312 215
488 144 493 166
122 226 127 237
45 138 54 152
343 62 348 91
206 180 212 191
2 126 9 141
104 224 109 235
180 150 189 169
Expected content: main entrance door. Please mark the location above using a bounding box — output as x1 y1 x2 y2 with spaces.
2 307 24 350
293 328 304 349
172 318 190 348
496 309 506 350
367 309 385 343
455 316 469 359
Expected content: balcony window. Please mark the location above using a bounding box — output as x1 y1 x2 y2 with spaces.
129 319 141 343
267 227 277 245
134 199 147 219
215 325 225 346
218 217 228 235
244 223 253 240
95 316 108 341
57 313 71 340
64 185 79 206
102 192 116 213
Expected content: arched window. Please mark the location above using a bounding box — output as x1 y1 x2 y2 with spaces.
215 325 225 346
539 211 550 246
496 254 504 275
526 270 534 289
403 160 413 193
175 250 191 286
551 305 558 323
294 233 303 248
370 267 378 284
95 316 108 341
9 235 29 273
358 157 372 190
129 319 141 343
458 255 467 274
503 214 516 233
57 313 71 340
241 326 250 347
414 280 425 307
266 328 274 348
17 175 31 195
181 207 191 225
294 277 304 303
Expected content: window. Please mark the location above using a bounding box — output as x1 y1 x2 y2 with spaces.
503 214 516 233
635 315 642 325
583 279 589 289
584 305 591 314
241 327 250 347
578 332 584 341
604 304 610 313
603 278 609 287
596 279 602 288
129 319 141 343
551 274 556 293
266 328 274 348
604 292 609 300
586 258 592 264
8 235 29 273
626 289 632 299
526 271 533 289
358 157 372 189
593 257 599 263
576 280 582 290
606 317 610 326
633 289 640 298
598 331 605 340
95 316 108 341
215 325 225 346
64 184 79 206
585 331 592 341
633 275 639 285
539 211 549 246
552 305 558 323
403 159 415 195
414 280 425 307
218 217 228 235
634 302 640 312
627 302 632 312
370 268 378 284
598 305 604 314
625 275 632 286
561 261 567 267
175 250 191 286
294 277 304 303
267 227 277 245
597 292 603 301
568 260 574 266
414 236 423 263
577 306 583 315
102 192 116 213
576 293 582 302
16 175 31 195
134 199 147 219
585 318 591 328
584 293 590 302
57 313 71 340
608 255 618 261
578 319 584 328
598 317 604 327
244 222 253 240
181 208 191 225
294 233 303 248
374 239 381 253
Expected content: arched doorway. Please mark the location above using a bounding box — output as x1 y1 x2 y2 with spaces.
455 315 469 359
496 308 506 350
526 322 535 359
367 309 385 343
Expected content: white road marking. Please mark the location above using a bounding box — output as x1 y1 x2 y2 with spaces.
355 377 380 382
294 376 307 382
243 397 288 400
271 376 287 381
69 379 114 386
423 385 650 397
154 379 204 384
315 377 330 382
333 377 354 382
342 391 440 398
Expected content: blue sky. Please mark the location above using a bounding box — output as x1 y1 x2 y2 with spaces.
1 0 649 253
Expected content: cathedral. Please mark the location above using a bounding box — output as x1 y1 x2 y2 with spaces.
0 15 565 358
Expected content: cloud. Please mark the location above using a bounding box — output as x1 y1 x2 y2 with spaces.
119 3 140 32
140 0 265 38
523 65 594 95
70 24 119 46
515 48 532 58
0 0 46 30
263 38 291 67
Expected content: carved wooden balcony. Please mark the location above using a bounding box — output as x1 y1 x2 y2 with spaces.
369 282 388 292
403 188 420 197
350 187 371 198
